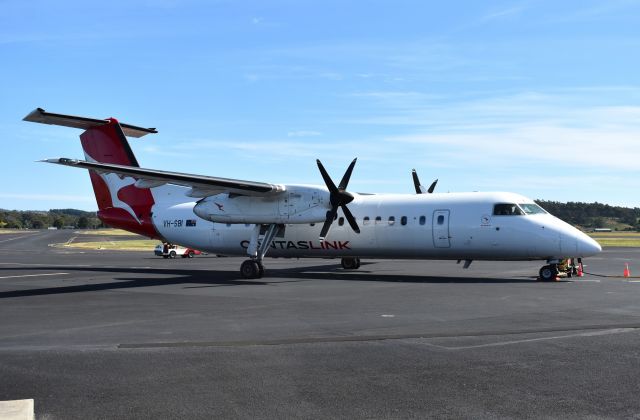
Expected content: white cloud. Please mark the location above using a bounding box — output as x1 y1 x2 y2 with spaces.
287 130 322 137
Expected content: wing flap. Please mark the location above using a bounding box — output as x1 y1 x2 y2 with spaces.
42 158 285 197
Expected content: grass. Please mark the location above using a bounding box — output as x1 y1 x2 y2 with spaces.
588 231 640 247
56 239 159 251
76 229 138 236
0 229 38 234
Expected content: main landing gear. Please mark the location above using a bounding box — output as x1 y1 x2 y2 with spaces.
240 223 281 279
341 257 361 270
538 258 582 281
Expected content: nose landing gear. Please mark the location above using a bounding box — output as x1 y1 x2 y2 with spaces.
538 258 582 281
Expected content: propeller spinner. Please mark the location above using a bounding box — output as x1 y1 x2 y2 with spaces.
316 158 361 241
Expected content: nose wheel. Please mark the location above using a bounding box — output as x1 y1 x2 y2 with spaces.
538 264 559 281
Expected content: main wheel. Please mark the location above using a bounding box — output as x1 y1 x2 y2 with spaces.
169 250 177 259
341 257 361 270
539 265 559 282
240 260 260 279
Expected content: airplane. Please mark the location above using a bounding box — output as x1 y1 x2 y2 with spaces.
24 108 602 281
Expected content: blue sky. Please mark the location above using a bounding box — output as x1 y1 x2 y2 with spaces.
2 0 640 211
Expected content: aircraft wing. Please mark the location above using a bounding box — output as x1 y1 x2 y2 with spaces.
41 158 285 197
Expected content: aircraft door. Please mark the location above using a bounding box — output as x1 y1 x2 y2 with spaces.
432 210 451 248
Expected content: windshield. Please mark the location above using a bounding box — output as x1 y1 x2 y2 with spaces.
493 203 524 216
519 203 547 215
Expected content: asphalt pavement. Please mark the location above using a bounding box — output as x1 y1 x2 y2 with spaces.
1 230 640 419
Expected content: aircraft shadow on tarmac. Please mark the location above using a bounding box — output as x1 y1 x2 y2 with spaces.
0 264 540 299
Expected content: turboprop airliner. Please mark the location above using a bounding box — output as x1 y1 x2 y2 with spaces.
24 108 601 281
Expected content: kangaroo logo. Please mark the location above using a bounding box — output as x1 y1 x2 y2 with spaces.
85 154 142 224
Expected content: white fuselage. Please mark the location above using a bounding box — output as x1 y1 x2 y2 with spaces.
150 186 601 261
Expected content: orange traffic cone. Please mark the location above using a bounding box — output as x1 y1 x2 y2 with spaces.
624 263 631 278
577 262 584 277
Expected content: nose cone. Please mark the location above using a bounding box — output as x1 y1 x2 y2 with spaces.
576 233 602 256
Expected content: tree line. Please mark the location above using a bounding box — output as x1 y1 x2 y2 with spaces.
535 200 640 230
0 209 102 229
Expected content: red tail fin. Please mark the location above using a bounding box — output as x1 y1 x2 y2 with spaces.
81 120 159 238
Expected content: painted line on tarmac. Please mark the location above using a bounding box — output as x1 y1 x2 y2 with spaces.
118 324 640 349
0 262 92 267
0 234 40 244
429 328 637 350
0 272 69 279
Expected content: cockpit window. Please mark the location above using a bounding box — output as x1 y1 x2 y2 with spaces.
493 203 524 216
519 203 547 215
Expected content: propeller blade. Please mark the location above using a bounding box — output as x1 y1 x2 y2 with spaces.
338 158 357 191
340 204 360 234
411 169 423 194
319 206 338 241
316 159 338 193
427 179 438 194
316 158 360 240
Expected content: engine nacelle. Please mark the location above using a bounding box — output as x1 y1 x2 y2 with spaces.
193 185 330 224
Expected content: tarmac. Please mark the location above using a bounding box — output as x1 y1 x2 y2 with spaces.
2 230 640 419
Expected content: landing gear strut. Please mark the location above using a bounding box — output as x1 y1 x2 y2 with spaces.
240 223 281 279
341 257 361 270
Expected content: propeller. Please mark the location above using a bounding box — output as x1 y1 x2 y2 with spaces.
411 169 438 194
316 158 361 241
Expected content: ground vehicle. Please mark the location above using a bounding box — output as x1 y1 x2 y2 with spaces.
154 243 201 258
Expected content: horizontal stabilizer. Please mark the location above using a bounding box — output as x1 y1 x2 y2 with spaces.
23 108 157 138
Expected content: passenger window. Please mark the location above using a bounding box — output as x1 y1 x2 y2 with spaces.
363 217 370 225
493 203 524 216
401 216 407 226
437 215 445 225
338 217 344 226
419 216 426 225
375 216 382 224
388 216 395 225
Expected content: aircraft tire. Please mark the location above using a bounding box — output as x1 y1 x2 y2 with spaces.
169 251 177 259
240 260 260 279
341 257 361 270
258 262 265 278
538 265 558 282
